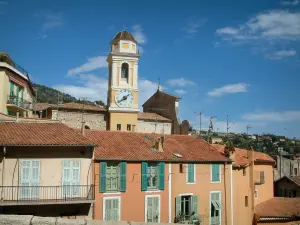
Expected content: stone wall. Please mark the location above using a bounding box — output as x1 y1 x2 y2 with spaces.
137 120 172 134
0 215 172 225
52 110 107 130
274 155 300 180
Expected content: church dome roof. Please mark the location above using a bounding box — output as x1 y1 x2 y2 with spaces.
112 30 137 43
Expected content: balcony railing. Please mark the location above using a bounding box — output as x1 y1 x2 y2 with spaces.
7 95 33 110
174 214 204 225
0 185 94 205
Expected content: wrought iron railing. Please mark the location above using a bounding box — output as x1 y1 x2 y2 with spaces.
7 95 33 110
0 185 94 203
174 214 204 224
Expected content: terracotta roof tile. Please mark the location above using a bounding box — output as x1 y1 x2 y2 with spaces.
86 131 229 162
138 112 171 122
212 144 275 167
0 122 95 146
34 102 106 112
255 197 300 218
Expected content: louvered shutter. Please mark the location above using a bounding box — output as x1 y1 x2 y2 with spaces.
175 196 182 217
141 162 148 191
147 197 153 222
105 199 111 221
62 160 71 197
20 160 31 199
191 195 198 215
72 161 80 196
100 162 107 193
153 196 159 222
31 161 40 199
212 164 220 182
158 162 165 190
113 198 119 221
119 162 127 192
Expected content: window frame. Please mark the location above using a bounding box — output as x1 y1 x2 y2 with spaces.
186 164 196 184
211 164 221 183
117 124 121 131
147 163 159 190
254 189 258 199
145 195 161 223
127 124 131 131
209 191 222 225
103 196 121 221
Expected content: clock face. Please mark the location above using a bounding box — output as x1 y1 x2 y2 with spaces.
115 89 134 108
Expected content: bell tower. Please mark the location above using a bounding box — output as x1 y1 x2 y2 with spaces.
107 30 140 131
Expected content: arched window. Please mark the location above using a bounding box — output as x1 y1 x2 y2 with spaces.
121 63 129 81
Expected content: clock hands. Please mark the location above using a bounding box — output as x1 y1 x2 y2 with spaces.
118 94 130 103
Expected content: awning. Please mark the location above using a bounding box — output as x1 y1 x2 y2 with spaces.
9 76 25 88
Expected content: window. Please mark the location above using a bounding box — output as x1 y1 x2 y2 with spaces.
288 191 293 198
186 164 196 184
254 189 258 199
211 164 221 183
117 124 121 131
210 192 221 225
132 125 136 132
245 196 248 207
103 197 121 221
145 195 160 222
243 168 246 176
294 168 298 176
254 171 265 184
279 188 283 197
100 162 126 193
121 63 129 80
62 160 80 198
127 124 131 131
148 163 158 189
106 163 119 191
20 160 40 199
141 162 165 191
175 195 198 223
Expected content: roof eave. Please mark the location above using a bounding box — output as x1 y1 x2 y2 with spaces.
0 144 97 147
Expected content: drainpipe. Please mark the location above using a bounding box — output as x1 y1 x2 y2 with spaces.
168 163 172 223
223 162 228 225
230 164 233 225
249 147 255 224
1 146 6 200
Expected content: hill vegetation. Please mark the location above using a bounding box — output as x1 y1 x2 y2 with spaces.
33 83 106 107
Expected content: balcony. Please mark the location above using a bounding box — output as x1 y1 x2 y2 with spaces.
0 185 95 206
7 95 34 111
174 214 204 225
254 171 265 185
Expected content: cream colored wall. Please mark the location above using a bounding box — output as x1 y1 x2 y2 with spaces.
0 146 93 199
0 71 8 114
109 112 138 131
171 163 232 225
137 120 172 134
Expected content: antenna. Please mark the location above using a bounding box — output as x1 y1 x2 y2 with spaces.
247 124 252 135
157 77 161 91
208 116 217 133
194 111 204 136
226 114 235 135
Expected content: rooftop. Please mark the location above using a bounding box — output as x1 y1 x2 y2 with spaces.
212 144 275 167
34 102 106 112
255 197 300 219
138 112 171 122
86 130 229 162
0 122 95 146
112 30 137 43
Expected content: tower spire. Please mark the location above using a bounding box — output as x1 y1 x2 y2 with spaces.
157 77 161 91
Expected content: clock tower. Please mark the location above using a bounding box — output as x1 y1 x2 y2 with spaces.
107 30 140 131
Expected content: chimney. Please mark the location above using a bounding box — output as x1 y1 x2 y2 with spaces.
224 146 235 162
81 121 86 136
154 136 164 152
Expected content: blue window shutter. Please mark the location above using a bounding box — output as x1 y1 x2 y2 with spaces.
158 162 165 190
187 164 195 183
141 162 148 191
100 162 107 193
212 164 220 182
191 195 198 214
119 162 127 192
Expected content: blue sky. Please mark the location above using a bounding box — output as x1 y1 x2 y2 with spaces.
1 0 300 137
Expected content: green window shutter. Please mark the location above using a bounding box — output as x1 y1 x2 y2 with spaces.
141 162 148 191
158 162 165 190
119 162 127 192
175 196 181 217
191 195 198 215
212 164 220 182
9 81 14 95
100 162 107 193
21 88 24 101
187 164 195 183
16 85 20 105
